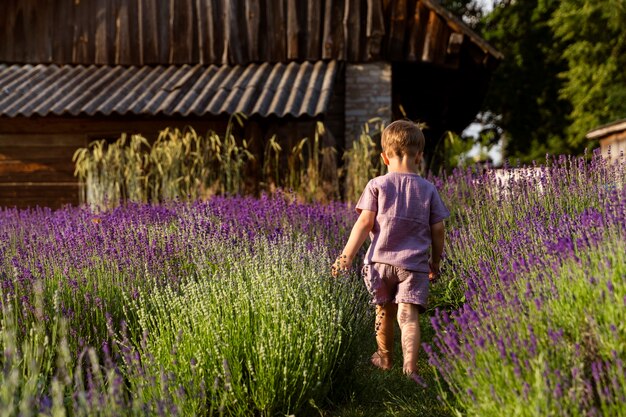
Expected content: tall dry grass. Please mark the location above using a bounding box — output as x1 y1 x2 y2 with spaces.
342 118 387 203
74 119 384 208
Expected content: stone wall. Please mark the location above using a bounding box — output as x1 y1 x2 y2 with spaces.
344 62 392 147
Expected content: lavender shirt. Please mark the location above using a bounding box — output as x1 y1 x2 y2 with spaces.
356 172 450 273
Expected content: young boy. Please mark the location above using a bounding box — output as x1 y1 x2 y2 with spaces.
332 120 449 383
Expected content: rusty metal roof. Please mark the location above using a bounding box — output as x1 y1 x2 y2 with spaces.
0 61 338 118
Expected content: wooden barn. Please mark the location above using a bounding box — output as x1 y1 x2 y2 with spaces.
0 0 502 208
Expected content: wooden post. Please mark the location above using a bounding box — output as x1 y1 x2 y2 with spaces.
387 0 407 61
366 0 385 59
406 1 429 61
140 0 160 64
307 0 321 60
347 0 361 61
421 10 440 63
245 0 260 62
115 0 132 65
321 0 333 59
95 0 109 64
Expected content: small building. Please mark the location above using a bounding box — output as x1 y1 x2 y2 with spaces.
586 119 626 161
0 0 502 208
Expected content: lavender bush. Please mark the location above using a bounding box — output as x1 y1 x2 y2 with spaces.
0 192 369 415
0 299 194 416
121 235 366 415
427 150 626 416
7 141 625 415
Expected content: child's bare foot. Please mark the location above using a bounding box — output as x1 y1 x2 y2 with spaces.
370 351 393 370
407 371 427 387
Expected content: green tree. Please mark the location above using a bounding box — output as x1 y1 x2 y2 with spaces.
550 0 626 149
480 0 573 163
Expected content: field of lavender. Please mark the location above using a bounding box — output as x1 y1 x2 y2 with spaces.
427 151 626 416
0 193 371 415
1 149 624 416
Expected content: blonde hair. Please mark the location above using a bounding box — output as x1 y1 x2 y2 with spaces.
381 120 425 158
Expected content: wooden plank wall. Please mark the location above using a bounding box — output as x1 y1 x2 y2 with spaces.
0 134 85 208
0 117 330 209
0 118 231 209
0 0 489 68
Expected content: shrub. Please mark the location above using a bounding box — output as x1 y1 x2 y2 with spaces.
426 150 626 416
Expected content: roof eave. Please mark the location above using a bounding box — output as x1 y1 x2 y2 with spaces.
421 0 504 61
586 118 626 140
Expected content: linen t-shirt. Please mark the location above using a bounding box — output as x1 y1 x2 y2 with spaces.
356 172 450 273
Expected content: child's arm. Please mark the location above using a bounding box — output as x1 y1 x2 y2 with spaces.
332 209 376 275
429 221 445 277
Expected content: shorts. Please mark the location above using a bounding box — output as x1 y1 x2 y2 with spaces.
361 263 429 313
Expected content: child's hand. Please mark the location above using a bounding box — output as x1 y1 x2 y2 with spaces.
331 255 350 277
429 259 440 282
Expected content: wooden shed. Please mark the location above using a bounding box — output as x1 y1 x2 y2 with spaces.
586 119 626 161
0 0 502 208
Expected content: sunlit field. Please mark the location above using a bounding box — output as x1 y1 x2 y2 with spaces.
428 151 626 416
1 150 624 416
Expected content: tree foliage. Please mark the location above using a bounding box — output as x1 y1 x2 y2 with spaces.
480 0 573 163
479 0 626 162
550 0 626 148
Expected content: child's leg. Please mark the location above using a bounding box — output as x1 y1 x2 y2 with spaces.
397 302 420 375
371 303 397 370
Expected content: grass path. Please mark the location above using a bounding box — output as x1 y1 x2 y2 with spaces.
325 315 456 417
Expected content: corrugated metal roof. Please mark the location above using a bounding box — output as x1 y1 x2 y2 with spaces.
0 61 338 118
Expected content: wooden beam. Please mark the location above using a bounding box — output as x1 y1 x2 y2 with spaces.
421 10 440 63
443 31 463 68
342 0 350 61
421 0 503 60
0 183 79 198
366 0 385 60
141 0 160 64
1 169 77 184
225 0 243 64
51 0 73 63
0 117 228 137
245 0 260 62
128 0 141 64
114 0 132 65
307 0 321 60
447 32 463 55
170 0 193 63
321 0 333 59
329 0 346 60
406 1 429 61
286 0 299 60
156 0 170 63
31 2 52 62
95 0 109 64
266 0 286 62
0 197 79 209
0 134 87 147
0 146 78 160
347 0 362 61
433 20 449 65
202 0 218 63
387 0 408 61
